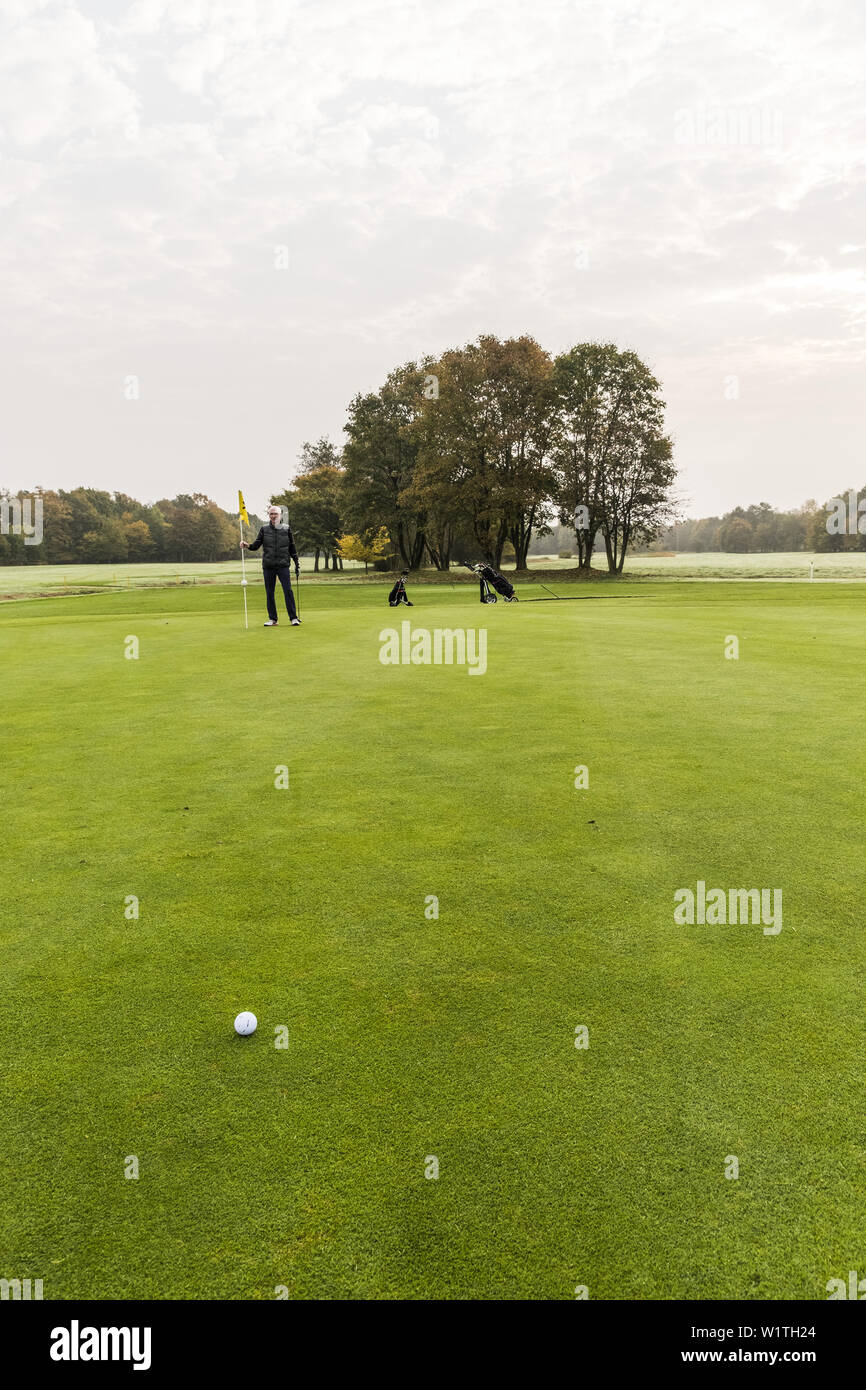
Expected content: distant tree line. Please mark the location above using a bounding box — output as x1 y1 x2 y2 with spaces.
0 489 262 566
638 495 866 554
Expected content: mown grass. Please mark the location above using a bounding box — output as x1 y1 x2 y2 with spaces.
0 578 863 1299
3 549 865 599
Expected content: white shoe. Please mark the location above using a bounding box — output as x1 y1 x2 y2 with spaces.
264 619 278 626
291 618 301 626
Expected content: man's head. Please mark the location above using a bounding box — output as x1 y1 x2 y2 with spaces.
401 570 409 577
267 505 282 525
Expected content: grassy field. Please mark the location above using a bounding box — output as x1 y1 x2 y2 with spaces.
1 576 863 1300
0 557 366 596
623 551 866 579
544 551 866 578
3 550 866 599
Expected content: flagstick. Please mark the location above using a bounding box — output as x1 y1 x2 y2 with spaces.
239 514 249 629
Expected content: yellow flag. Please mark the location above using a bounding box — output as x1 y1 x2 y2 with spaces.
238 490 250 526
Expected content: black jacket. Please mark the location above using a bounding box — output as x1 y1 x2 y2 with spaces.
248 523 299 570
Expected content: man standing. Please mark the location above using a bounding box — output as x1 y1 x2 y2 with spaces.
241 505 302 627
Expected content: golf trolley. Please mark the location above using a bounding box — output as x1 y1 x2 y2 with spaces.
459 560 516 603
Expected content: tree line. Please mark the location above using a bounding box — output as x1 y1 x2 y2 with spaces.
645 496 866 555
0 489 262 566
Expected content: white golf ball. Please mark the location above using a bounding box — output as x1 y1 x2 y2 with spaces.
234 1011 257 1036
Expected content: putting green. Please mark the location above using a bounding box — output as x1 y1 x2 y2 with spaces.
0 579 862 1299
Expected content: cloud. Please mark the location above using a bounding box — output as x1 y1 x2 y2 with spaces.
0 0 864 514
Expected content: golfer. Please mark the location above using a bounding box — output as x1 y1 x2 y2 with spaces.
241 505 302 627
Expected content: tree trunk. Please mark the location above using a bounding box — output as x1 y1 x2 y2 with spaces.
396 523 411 568
510 507 536 571
604 526 625 573
576 525 596 569
492 519 509 569
409 531 426 570
616 524 631 573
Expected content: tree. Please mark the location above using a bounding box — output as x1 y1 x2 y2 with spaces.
551 344 628 570
297 437 342 474
342 365 429 570
602 430 676 573
336 527 391 572
551 344 675 573
121 516 156 561
155 494 237 562
79 517 128 563
719 515 753 552
413 334 555 568
0 488 289 566
274 463 344 571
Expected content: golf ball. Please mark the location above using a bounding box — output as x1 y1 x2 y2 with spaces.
234 1011 257 1036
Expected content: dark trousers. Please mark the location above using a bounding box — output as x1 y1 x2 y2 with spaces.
264 565 297 621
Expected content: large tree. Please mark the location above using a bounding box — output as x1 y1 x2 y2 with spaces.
342 365 428 570
552 344 674 572
273 460 344 571
413 334 555 569
601 428 675 572
552 344 630 570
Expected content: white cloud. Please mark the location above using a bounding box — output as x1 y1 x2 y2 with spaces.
1 0 865 514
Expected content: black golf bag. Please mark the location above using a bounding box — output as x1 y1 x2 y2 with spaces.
388 576 412 607
477 564 516 603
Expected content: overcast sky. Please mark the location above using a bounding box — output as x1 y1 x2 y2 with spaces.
2 0 864 519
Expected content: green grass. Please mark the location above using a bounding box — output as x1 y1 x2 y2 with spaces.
621 550 866 579
1 577 863 1300
4 549 865 599
0 557 367 596
532 550 866 578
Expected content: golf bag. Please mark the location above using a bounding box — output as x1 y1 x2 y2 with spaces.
388 576 413 607
475 564 516 603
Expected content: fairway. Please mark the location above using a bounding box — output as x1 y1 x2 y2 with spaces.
1 578 863 1301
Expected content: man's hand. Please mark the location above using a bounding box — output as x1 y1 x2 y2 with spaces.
240 540 249 549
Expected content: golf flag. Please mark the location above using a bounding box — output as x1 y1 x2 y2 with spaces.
238 490 250 526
